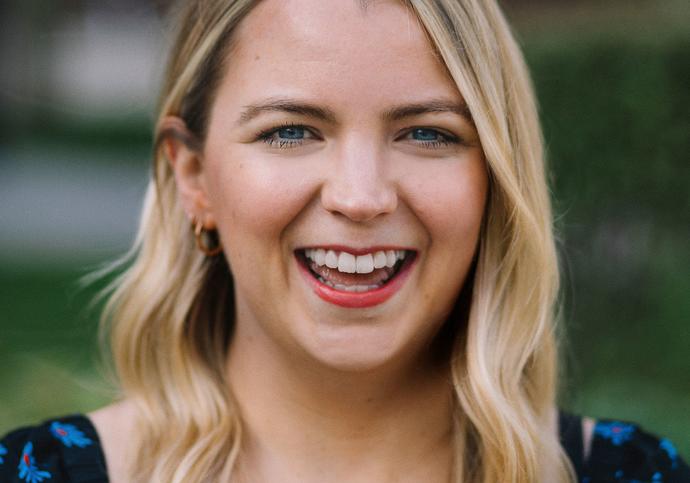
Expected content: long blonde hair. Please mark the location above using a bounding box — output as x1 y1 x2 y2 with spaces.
101 1 574 481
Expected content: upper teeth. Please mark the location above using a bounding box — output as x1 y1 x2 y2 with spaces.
304 249 406 274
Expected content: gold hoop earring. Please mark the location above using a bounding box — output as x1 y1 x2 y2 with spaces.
193 219 223 256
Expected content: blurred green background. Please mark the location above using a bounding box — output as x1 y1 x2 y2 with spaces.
1 0 688 458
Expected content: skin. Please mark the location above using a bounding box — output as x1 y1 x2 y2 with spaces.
87 1 598 481
166 1 483 481
204 2 487 480
196 0 487 371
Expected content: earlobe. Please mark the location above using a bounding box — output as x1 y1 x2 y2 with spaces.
159 116 215 227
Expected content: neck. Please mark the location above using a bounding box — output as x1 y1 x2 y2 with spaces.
226 321 454 482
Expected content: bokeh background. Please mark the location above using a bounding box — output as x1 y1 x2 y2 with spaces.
1 0 688 457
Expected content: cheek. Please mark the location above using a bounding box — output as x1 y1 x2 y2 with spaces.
203 154 316 247
404 155 487 311
404 156 488 245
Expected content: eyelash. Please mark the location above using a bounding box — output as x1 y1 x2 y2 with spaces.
255 123 461 150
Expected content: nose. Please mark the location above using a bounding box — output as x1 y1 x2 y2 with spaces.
320 138 398 223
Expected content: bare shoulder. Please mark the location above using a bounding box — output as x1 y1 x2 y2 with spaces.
88 399 137 483
582 416 595 459
88 398 137 437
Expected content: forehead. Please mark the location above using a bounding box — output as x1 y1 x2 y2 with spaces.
221 0 460 106
235 0 427 55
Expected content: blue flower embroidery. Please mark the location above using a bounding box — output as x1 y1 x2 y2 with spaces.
660 438 678 469
17 442 52 483
0 443 7 464
622 473 662 483
594 421 636 446
50 422 92 448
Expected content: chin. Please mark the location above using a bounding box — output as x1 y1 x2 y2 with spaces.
300 322 411 373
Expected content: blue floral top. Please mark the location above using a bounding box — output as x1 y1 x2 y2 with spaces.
0 412 688 482
559 412 690 482
0 415 106 482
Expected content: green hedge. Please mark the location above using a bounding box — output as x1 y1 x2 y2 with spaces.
527 37 690 454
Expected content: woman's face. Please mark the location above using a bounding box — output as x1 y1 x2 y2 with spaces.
188 0 487 370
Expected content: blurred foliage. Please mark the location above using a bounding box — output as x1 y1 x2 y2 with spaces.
0 114 152 157
0 267 116 430
525 37 690 454
1 15 688 459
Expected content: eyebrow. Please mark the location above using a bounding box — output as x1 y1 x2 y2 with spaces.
237 97 473 126
382 100 473 124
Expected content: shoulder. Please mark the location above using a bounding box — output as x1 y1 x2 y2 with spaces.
583 416 689 483
87 399 136 483
0 413 108 482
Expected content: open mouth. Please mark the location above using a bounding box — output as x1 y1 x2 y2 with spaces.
295 248 416 293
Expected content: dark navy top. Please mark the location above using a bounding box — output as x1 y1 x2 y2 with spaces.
0 412 688 482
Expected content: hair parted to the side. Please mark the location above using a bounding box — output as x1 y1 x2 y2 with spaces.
100 0 575 481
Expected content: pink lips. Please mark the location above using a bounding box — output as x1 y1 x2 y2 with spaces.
296 249 416 308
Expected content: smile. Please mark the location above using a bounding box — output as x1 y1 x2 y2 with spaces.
295 247 417 308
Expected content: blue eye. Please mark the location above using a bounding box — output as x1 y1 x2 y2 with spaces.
257 123 314 149
276 126 305 139
411 128 441 141
405 127 459 149
256 124 459 150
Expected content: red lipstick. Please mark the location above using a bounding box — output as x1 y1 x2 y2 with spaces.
296 251 416 308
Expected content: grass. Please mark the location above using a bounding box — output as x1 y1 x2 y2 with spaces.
0 266 115 431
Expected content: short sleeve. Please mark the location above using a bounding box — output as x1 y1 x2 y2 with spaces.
0 414 108 482
583 418 690 483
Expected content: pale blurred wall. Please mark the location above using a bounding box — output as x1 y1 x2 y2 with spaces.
1 0 683 126
0 1 163 265
0 0 164 125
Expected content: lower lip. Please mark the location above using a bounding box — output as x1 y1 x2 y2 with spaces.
297 255 416 308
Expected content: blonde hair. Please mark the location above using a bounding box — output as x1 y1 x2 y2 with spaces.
101 0 575 481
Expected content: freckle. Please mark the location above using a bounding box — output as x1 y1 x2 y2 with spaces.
254 55 260 61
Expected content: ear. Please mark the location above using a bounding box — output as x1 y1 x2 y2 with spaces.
160 116 216 229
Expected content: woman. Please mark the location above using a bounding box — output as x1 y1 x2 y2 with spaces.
1 0 687 482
